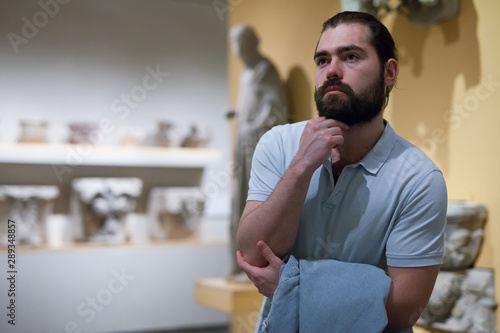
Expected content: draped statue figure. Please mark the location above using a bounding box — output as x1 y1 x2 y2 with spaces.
227 24 288 281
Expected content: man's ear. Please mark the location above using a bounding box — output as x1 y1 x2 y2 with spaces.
384 58 399 87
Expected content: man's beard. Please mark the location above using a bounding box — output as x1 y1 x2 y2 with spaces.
314 71 385 126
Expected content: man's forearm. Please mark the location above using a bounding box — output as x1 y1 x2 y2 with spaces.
237 158 315 267
238 118 347 267
385 265 440 328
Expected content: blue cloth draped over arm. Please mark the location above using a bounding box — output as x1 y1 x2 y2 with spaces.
256 256 413 333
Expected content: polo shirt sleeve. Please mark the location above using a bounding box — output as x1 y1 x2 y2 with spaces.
385 170 448 267
247 127 285 202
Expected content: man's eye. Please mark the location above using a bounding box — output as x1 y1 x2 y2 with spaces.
345 54 358 61
316 58 328 66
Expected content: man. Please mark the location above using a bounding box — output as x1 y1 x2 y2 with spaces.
236 11 447 330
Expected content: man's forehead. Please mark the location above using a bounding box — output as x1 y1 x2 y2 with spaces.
316 23 371 51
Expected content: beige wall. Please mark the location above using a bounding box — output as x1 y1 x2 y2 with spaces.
228 0 339 122
229 0 500 326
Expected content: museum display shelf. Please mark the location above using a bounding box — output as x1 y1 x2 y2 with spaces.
0 237 227 253
0 143 221 168
196 277 263 333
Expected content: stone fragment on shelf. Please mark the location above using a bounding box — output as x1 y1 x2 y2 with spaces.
0 185 59 245
119 126 146 146
147 187 205 240
180 124 210 148
67 122 99 144
18 119 49 143
71 178 143 244
156 121 181 147
417 201 497 332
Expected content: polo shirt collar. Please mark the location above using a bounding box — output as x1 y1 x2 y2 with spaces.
356 120 397 175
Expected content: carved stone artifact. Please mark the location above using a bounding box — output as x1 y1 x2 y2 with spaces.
148 187 205 240
67 122 99 144
119 126 146 146
341 0 460 26
417 201 497 332
156 121 181 147
442 201 487 270
181 124 210 148
71 178 143 243
0 186 59 245
227 24 288 281
18 119 48 143
419 269 497 333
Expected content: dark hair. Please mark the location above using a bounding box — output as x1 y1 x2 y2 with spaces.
321 11 398 106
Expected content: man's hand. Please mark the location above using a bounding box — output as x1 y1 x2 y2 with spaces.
236 240 283 299
294 117 348 172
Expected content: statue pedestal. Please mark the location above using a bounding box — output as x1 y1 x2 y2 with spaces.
195 278 263 333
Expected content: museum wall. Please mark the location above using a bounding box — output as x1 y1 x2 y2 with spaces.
0 0 231 219
229 0 500 326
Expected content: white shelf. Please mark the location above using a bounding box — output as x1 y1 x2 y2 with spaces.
0 143 221 168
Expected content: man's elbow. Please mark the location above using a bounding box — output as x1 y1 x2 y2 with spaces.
237 228 268 268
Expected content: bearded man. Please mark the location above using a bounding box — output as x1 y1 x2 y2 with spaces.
236 11 447 332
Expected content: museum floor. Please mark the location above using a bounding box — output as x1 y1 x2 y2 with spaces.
143 326 228 333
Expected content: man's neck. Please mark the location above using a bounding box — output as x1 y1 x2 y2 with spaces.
331 114 385 175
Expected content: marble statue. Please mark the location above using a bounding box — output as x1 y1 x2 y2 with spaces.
0 185 59 245
148 187 205 240
71 178 143 243
18 119 48 143
227 24 288 281
417 201 497 332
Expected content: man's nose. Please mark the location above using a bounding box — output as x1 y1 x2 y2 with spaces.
326 60 341 80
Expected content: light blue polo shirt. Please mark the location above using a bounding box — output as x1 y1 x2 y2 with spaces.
247 120 447 269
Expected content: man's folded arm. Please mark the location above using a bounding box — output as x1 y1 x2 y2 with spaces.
237 158 314 267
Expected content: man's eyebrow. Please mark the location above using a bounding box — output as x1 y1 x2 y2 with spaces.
337 44 365 54
314 44 365 60
313 51 329 61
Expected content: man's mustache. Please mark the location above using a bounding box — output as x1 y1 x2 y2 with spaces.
317 79 354 96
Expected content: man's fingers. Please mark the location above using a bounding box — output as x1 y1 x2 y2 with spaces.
236 250 249 269
237 250 258 277
315 117 350 131
256 240 281 265
324 119 350 131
